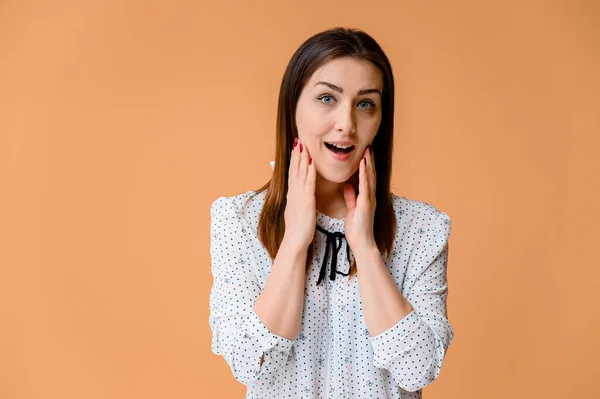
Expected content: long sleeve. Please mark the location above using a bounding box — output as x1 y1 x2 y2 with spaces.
208 196 295 390
369 210 454 392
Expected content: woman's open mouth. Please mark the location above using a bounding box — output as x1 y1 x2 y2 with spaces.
325 142 355 161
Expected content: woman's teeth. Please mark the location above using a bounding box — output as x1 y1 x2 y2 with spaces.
325 142 354 154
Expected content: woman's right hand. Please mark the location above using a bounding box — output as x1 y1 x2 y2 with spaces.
283 137 317 252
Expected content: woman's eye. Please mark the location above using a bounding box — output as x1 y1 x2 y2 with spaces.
318 95 334 104
358 100 375 109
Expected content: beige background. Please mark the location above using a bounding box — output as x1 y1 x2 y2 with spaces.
1 1 599 398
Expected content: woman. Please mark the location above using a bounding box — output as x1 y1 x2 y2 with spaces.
209 27 454 398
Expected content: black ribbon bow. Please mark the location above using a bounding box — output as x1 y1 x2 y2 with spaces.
315 224 352 285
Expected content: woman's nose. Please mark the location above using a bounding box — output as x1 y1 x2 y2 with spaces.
334 104 357 133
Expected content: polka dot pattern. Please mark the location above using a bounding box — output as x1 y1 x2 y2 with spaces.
209 190 454 398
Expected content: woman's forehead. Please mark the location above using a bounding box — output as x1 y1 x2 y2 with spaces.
308 58 383 90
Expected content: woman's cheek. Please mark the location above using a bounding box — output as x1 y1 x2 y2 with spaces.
362 119 381 138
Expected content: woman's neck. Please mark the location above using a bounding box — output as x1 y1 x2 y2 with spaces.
315 172 358 220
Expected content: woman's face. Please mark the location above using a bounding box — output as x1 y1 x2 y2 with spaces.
295 56 383 184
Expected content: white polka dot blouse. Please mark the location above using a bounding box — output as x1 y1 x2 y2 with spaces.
209 189 454 398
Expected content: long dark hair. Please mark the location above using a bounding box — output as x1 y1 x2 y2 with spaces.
249 27 397 281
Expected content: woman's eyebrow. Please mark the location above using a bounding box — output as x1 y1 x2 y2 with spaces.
314 81 381 96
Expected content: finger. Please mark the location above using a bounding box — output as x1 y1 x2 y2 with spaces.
358 153 368 206
298 139 308 182
307 150 316 194
289 137 299 180
367 146 376 197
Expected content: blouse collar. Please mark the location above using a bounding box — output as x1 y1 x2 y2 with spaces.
315 210 351 285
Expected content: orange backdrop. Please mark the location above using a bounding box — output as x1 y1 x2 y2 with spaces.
1 1 599 398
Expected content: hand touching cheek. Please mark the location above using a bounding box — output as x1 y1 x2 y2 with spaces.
342 145 377 254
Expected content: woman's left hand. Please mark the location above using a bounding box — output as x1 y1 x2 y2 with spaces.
343 145 377 254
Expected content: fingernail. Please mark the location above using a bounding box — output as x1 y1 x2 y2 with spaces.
293 137 298 148
300 143 303 152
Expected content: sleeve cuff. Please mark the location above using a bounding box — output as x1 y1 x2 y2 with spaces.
242 310 296 354
368 309 422 367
